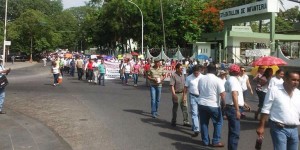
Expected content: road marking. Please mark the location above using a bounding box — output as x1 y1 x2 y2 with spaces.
9 134 15 150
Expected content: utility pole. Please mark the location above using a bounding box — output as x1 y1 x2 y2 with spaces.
2 0 8 67
160 0 167 53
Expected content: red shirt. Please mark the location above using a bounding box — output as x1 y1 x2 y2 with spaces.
87 62 93 70
144 63 150 71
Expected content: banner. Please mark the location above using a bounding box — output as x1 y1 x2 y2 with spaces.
104 61 176 81
104 61 120 79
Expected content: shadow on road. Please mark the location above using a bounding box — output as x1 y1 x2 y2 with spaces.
159 132 214 150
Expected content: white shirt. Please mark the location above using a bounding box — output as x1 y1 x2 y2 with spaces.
268 77 283 90
261 84 300 125
225 76 244 106
124 64 131 73
198 74 225 107
185 74 202 95
52 66 60 74
238 74 249 91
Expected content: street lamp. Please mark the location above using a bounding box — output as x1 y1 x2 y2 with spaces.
128 0 144 56
2 0 8 67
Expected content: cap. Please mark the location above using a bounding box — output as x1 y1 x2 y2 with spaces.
229 64 240 73
154 58 161 62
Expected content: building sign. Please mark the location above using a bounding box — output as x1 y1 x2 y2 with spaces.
245 49 271 57
220 0 279 20
232 26 253 33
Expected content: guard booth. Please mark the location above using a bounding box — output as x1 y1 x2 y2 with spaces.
199 0 300 65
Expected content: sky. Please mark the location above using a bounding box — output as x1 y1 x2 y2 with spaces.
62 0 87 9
62 0 300 10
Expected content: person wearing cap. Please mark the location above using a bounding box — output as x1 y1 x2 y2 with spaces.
146 58 166 118
256 71 300 150
0 61 11 114
198 63 226 147
170 63 190 127
218 70 228 120
224 64 244 150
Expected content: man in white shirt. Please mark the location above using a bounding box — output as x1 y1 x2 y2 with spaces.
257 71 300 150
224 64 244 150
198 63 225 147
183 65 203 137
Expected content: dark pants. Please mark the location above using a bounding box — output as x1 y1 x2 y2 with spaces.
59 67 64 76
225 106 243 150
87 69 93 80
77 68 83 80
171 93 188 124
99 73 105 85
53 74 59 84
70 67 75 77
124 73 130 84
256 90 266 112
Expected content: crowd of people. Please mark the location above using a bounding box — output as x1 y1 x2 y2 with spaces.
46 54 300 150
144 58 300 150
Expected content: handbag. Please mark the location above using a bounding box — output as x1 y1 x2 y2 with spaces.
0 75 9 89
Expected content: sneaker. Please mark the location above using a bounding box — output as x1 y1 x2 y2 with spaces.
183 122 191 127
53 83 56 86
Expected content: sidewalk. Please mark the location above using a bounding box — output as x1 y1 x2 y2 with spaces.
4 61 39 70
0 110 72 150
0 62 72 150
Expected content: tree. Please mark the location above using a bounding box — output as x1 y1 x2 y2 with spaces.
7 9 54 55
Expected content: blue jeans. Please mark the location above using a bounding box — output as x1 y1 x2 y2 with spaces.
0 89 5 111
124 73 130 84
189 94 200 132
269 120 299 150
150 85 162 117
199 105 223 145
53 74 59 84
133 74 138 84
225 106 242 150
99 73 105 85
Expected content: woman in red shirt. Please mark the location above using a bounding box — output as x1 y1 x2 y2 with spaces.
86 59 94 82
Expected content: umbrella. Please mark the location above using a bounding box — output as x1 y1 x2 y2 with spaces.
196 54 209 60
251 56 287 66
131 52 139 56
250 66 279 76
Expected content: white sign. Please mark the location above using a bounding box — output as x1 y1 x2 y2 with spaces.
220 0 279 20
4 41 11 46
232 26 253 33
245 49 271 57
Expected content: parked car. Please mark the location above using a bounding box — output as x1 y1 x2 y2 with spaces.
7 52 28 62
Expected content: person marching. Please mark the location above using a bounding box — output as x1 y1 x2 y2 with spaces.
75 56 84 80
170 63 191 127
98 59 106 86
146 58 166 118
183 65 203 137
51 61 60 86
0 61 11 114
224 64 244 150
132 60 141 87
257 71 300 150
198 63 226 147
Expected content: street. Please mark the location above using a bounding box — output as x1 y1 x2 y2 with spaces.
4 63 300 150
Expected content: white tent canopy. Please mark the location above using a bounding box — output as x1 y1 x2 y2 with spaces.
146 49 154 59
154 50 170 60
173 50 185 60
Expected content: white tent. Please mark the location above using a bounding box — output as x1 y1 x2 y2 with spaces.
154 50 170 60
146 49 154 59
173 50 185 60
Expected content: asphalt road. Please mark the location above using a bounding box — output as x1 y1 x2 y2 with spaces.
5 63 300 150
